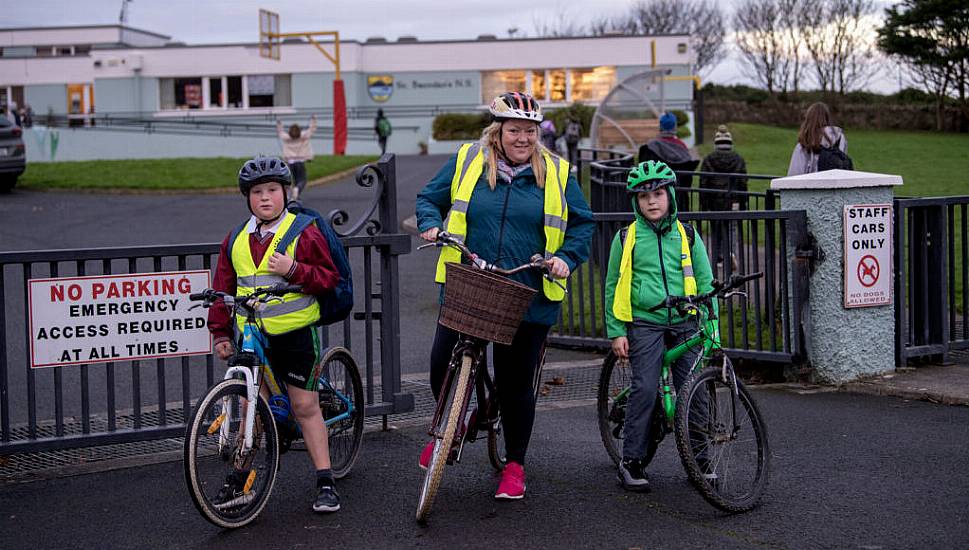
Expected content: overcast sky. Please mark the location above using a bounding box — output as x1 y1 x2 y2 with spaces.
7 0 900 92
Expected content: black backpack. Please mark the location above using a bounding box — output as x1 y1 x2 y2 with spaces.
817 138 853 171
228 204 354 326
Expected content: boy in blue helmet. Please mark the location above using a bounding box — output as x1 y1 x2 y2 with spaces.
207 155 342 513
603 160 716 492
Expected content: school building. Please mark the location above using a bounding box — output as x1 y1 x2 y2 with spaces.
0 24 697 161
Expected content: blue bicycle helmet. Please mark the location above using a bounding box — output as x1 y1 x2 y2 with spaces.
238 155 292 196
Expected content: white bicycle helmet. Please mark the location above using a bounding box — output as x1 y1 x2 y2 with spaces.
489 92 543 123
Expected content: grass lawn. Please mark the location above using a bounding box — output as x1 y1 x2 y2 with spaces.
696 123 969 197
18 155 378 191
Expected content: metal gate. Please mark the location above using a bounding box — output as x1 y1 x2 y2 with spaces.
552 152 813 365
0 154 413 455
894 195 969 364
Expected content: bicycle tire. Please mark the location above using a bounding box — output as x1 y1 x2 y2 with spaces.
184 378 280 529
319 347 365 479
416 353 472 524
486 412 506 472
597 352 667 467
674 364 770 513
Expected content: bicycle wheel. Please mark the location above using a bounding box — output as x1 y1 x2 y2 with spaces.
597 352 667 467
674 364 770 513
184 379 280 529
596 352 627 465
319 347 365 479
416 353 472 524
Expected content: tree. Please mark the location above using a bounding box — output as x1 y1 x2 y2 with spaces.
600 0 728 74
878 0 969 132
801 0 880 94
734 0 791 94
780 0 808 94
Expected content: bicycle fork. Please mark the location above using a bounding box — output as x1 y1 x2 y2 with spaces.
428 342 484 465
220 364 261 455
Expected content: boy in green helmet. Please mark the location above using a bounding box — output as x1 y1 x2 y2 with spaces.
603 160 716 492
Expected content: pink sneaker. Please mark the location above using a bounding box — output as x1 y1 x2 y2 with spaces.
419 440 434 470
494 461 526 500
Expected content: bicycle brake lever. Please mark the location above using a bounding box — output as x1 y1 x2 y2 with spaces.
544 274 568 293
416 241 439 251
188 303 205 311
723 290 748 301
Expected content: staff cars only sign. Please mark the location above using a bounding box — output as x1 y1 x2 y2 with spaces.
28 270 212 368
843 204 892 308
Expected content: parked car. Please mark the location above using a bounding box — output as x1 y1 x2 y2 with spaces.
0 118 26 192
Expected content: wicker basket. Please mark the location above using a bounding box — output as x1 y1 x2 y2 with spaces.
439 262 537 345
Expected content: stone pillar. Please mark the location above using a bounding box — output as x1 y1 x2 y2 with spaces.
771 169 902 383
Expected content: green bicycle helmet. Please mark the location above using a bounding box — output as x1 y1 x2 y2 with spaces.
626 160 676 192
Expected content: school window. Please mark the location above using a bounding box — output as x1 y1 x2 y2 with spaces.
481 70 526 104
548 70 566 103
159 74 289 110
529 70 546 101
569 66 616 102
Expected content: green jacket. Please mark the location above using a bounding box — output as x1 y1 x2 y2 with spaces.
604 186 715 338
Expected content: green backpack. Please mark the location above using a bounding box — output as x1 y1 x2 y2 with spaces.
377 118 392 138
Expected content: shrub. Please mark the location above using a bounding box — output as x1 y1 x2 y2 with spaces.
671 109 689 128
432 113 491 140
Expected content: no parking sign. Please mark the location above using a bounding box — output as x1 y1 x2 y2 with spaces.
843 204 892 308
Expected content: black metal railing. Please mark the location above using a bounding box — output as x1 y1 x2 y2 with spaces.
0 154 413 455
894 195 969 364
554 153 809 364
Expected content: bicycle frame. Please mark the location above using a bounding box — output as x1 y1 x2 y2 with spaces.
218 307 355 457
613 307 722 426
427 335 487 463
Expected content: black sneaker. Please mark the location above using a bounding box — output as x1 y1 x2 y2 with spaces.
617 458 651 492
313 484 341 513
214 470 252 509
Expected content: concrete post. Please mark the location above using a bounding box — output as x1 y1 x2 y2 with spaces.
771 169 902 383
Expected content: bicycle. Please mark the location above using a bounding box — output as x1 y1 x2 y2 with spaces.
414 232 563 524
183 284 365 529
597 272 770 513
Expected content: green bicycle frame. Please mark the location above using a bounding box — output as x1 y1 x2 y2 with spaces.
614 304 722 424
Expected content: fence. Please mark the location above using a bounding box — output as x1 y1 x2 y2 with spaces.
894 196 969 364
553 151 812 364
0 154 413 455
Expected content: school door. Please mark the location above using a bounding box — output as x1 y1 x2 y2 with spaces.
67 83 94 126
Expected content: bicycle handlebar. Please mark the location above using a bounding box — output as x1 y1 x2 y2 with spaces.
190 283 304 311
646 272 764 313
418 231 566 290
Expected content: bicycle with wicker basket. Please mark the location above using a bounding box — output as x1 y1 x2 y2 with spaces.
414 231 565 524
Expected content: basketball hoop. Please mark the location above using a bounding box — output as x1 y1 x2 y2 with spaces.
258 9 280 60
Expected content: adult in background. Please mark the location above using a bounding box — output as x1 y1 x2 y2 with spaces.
563 116 582 168
787 102 851 176
699 125 748 273
276 114 317 200
374 108 392 155
639 112 699 212
539 119 558 153
416 92 594 500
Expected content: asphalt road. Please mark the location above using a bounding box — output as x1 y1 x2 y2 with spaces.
1 389 967 549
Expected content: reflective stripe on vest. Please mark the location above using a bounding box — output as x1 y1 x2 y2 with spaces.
612 220 697 322
230 211 321 335
434 143 570 301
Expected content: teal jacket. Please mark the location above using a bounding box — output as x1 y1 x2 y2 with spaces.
416 152 594 326
604 186 715 338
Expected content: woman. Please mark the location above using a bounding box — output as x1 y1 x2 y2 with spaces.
276 114 317 199
787 102 849 176
415 92 594 500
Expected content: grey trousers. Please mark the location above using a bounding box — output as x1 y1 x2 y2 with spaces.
623 318 700 460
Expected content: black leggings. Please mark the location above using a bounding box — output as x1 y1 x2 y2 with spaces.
429 320 550 465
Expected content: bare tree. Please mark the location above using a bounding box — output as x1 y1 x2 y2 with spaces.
780 0 807 94
532 7 586 38
603 0 728 74
734 0 790 94
801 0 879 94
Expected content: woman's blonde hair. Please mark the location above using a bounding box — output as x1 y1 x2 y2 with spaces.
478 121 553 190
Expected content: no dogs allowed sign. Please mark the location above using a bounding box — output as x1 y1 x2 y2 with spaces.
843 204 892 308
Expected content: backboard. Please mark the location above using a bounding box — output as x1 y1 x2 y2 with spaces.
259 9 280 60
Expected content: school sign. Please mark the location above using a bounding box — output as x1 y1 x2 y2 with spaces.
28 270 212 368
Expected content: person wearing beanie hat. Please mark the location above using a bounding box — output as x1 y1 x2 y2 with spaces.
638 111 697 212
700 123 748 272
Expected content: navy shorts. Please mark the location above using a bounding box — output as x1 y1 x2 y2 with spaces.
265 326 322 392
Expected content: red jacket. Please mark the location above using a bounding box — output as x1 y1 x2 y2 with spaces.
207 223 339 343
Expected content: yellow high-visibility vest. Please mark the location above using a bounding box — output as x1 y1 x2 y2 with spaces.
434 142 570 301
612 220 697 322
230 211 320 334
